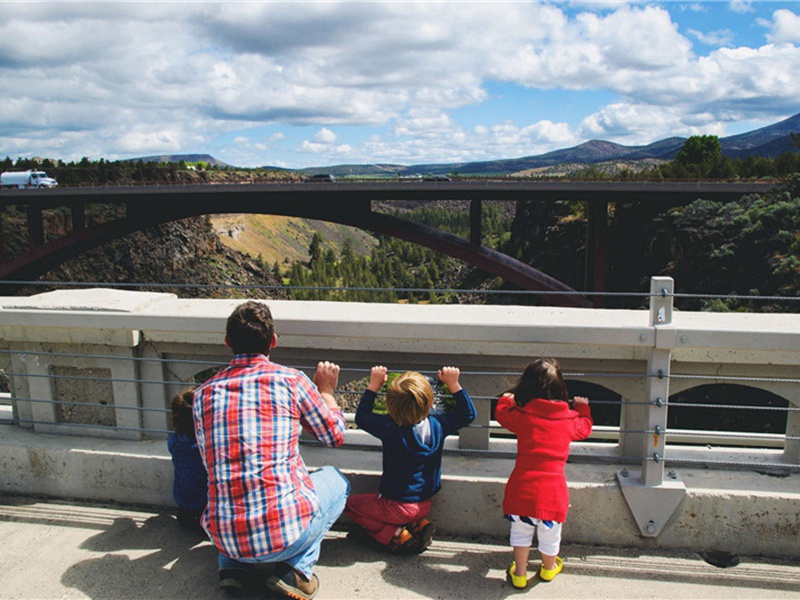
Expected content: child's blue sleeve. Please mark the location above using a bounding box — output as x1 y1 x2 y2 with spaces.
439 389 477 436
355 389 390 437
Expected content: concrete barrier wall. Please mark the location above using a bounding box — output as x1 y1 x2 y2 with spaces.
2 424 798 559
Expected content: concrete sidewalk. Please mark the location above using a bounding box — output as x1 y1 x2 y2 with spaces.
1 497 799 600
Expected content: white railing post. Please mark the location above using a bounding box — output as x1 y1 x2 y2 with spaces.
617 276 686 537
643 276 673 485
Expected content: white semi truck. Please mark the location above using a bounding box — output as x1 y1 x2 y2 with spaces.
1 170 59 189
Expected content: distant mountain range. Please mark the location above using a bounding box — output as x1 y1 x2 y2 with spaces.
135 111 800 176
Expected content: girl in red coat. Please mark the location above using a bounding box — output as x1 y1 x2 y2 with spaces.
495 358 592 589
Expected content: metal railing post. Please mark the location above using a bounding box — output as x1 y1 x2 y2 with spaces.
643 276 673 485
617 276 685 537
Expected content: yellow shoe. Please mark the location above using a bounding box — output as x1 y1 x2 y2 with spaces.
507 561 528 589
539 556 563 582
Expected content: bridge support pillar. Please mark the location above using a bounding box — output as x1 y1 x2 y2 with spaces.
585 199 608 307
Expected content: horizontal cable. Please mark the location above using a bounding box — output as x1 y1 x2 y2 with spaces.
11 396 170 413
3 280 800 301
667 401 798 412
663 456 800 470
664 429 798 441
14 418 170 436
668 373 800 384
297 437 651 462
0 279 640 297
672 291 800 302
4 349 796 387
4 278 800 303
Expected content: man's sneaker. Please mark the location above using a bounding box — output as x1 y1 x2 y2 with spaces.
218 569 246 594
409 520 436 553
539 556 563 582
388 527 417 554
266 564 319 600
507 561 528 589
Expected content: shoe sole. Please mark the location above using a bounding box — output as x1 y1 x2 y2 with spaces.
414 523 436 553
266 573 319 600
219 578 245 594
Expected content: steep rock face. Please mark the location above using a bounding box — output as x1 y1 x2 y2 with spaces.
10 215 287 299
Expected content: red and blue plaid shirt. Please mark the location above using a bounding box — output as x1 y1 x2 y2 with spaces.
193 354 346 558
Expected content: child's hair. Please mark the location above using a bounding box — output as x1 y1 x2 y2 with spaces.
506 358 568 406
226 301 275 355
386 371 434 426
171 388 197 437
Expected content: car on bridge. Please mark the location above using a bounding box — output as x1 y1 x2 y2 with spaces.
306 173 336 182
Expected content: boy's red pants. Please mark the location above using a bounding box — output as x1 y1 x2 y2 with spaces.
344 493 432 545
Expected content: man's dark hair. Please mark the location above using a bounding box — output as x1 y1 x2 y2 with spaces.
226 301 275 355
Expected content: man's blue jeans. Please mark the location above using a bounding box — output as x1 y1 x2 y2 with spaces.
217 466 350 579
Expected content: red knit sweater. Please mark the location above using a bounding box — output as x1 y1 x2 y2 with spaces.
495 394 593 522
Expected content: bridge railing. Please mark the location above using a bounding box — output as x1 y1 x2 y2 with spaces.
1 275 797 462
1 276 799 537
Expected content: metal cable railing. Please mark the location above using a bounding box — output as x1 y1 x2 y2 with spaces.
1 277 798 478
3 278 800 304
2 352 796 455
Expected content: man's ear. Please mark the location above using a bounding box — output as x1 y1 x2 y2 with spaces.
269 333 278 350
224 335 232 350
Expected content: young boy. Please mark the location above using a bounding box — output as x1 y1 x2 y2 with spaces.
345 365 476 553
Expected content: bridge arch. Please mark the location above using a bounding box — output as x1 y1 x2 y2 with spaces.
1 180 773 306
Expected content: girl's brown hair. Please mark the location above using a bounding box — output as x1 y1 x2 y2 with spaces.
386 371 434 426
506 358 568 407
171 388 197 437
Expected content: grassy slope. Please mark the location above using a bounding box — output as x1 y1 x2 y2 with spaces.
211 214 378 265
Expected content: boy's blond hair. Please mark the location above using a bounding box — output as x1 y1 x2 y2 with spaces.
386 371 434 426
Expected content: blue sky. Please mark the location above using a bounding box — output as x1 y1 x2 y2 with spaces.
1 1 799 168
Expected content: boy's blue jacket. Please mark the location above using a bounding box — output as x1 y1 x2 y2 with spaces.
355 388 477 502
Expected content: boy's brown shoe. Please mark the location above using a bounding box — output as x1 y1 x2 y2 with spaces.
266 564 319 600
409 519 436 553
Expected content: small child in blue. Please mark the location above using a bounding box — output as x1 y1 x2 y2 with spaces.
168 387 207 531
345 366 477 553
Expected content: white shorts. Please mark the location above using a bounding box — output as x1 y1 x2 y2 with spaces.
506 514 563 556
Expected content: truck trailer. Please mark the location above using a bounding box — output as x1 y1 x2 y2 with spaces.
1 170 59 189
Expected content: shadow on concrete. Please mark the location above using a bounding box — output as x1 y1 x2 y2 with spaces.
60 514 222 600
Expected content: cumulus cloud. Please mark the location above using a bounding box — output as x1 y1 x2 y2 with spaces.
314 128 338 144
0 1 798 166
763 9 800 44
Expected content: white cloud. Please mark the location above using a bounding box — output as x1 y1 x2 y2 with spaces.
688 28 735 47
0 1 797 166
763 9 800 44
728 1 756 14
314 128 337 144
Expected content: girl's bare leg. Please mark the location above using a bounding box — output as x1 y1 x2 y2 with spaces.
541 552 557 570
512 546 531 575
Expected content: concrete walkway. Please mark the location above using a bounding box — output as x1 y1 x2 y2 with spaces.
1 496 798 600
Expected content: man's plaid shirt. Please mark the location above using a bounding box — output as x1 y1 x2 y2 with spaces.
193 354 346 559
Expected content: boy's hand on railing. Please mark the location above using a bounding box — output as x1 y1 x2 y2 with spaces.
367 365 388 392
573 396 589 406
437 366 462 393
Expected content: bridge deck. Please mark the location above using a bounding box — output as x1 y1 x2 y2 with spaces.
1 495 798 600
